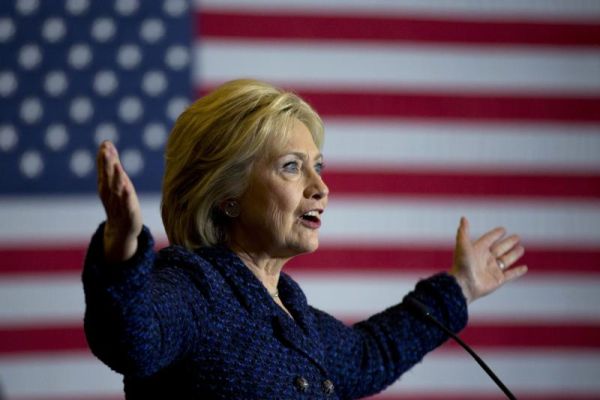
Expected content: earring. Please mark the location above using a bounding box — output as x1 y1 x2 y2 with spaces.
224 200 240 218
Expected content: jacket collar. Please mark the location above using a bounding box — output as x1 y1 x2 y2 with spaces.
196 245 327 373
197 245 273 317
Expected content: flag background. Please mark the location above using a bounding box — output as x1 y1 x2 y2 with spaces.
1 0 600 399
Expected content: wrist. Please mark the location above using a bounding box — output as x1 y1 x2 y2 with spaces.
449 271 473 304
103 222 139 263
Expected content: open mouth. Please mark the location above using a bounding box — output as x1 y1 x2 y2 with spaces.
300 210 320 222
299 210 321 228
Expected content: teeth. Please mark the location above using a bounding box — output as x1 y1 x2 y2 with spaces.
303 210 319 217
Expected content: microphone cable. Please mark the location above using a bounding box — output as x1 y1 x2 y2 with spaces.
405 296 517 400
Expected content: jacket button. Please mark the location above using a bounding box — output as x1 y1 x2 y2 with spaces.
294 376 309 392
322 379 335 395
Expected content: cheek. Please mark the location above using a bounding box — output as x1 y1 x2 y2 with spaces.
272 188 300 217
268 208 289 236
263 189 300 230
266 196 295 226
246 192 287 226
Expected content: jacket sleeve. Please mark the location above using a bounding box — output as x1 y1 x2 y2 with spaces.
82 223 207 378
311 273 468 399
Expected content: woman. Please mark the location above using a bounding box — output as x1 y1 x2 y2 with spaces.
83 79 527 399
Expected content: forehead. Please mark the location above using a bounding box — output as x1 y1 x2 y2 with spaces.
272 120 320 156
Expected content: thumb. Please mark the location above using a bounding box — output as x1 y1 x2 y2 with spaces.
456 216 470 246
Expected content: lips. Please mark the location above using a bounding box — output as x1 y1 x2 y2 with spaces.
299 209 322 229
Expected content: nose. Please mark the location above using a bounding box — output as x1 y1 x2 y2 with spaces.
305 170 329 200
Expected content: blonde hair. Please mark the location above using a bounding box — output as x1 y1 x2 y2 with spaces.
161 79 324 249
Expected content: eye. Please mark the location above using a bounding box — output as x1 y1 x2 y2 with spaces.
314 162 324 175
283 160 300 173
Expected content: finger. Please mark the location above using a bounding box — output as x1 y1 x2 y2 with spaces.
112 161 125 196
456 216 470 246
491 234 520 258
103 144 118 181
97 140 114 162
497 245 525 269
503 264 528 283
477 226 506 248
96 144 104 184
97 142 109 183
121 169 136 201
97 143 116 199
101 142 124 194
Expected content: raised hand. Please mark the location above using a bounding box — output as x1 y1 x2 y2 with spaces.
97 141 143 263
450 217 528 304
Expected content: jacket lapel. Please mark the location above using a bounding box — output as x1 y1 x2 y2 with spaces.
275 273 328 373
198 246 328 373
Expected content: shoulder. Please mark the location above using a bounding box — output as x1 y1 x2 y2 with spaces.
152 245 226 297
154 245 262 300
156 244 209 270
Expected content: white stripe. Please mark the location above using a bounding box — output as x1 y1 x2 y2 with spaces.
321 197 600 247
293 273 600 322
197 40 600 94
324 120 600 172
0 352 122 398
0 274 83 326
2 197 600 246
2 274 599 325
385 350 600 395
0 195 166 245
1 350 599 396
197 0 600 21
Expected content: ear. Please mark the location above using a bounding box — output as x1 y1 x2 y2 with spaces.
220 199 240 218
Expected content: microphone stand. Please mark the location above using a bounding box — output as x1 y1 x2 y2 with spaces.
405 296 517 400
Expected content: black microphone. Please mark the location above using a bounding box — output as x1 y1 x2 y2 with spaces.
405 296 517 400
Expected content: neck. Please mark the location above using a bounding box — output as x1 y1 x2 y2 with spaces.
229 242 289 295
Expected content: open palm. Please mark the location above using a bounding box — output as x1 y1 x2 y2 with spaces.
97 141 143 263
450 217 527 303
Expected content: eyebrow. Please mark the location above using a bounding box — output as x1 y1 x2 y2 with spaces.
286 151 324 161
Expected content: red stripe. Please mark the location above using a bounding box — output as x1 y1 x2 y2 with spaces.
287 246 600 274
346 322 600 350
450 323 600 349
0 246 88 274
299 90 600 122
197 11 600 47
2 246 598 274
197 87 600 122
323 170 600 199
0 324 88 354
1 322 599 355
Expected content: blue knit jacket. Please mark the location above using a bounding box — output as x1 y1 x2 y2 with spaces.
83 224 468 399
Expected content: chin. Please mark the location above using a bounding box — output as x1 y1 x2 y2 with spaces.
301 243 319 254
285 239 319 257
299 238 320 254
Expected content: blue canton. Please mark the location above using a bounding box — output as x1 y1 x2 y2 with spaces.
0 0 192 194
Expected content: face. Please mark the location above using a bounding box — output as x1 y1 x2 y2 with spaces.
229 120 329 259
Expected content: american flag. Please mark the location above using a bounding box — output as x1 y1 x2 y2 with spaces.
1 0 599 399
